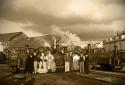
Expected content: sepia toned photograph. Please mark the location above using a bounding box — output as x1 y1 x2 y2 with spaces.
0 0 125 85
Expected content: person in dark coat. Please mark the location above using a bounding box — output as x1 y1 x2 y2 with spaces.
69 52 73 72
33 50 38 74
84 55 89 74
25 53 34 75
79 54 85 74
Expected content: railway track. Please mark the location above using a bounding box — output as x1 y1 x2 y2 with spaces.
90 70 125 78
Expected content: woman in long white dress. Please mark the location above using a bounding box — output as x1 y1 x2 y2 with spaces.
46 51 56 72
37 53 48 73
73 54 80 71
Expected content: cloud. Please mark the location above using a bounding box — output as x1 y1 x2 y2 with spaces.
98 0 125 5
1 0 125 23
0 0 125 40
0 20 43 37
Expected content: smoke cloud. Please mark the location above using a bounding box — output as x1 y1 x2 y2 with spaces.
44 42 51 47
51 25 84 48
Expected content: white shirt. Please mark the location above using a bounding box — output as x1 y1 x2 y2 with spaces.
73 54 80 61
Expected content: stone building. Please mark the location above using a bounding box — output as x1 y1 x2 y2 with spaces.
103 31 125 66
9 35 60 49
0 32 28 52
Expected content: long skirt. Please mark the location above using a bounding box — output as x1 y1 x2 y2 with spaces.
42 61 48 73
47 60 56 72
73 61 79 71
37 61 43 73
65 62 70 72
37 61 48 73
34 61 38 74
79 62 84 74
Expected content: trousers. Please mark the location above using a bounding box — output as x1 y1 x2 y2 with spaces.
65 61 70 72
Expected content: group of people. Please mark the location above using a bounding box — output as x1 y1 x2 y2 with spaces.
25 49 56 75
8 46 89 75
25 48 89 75
64 52 89 74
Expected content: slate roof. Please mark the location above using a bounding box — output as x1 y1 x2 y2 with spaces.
9 37 43 48
0 32 27 42
9 35 61 48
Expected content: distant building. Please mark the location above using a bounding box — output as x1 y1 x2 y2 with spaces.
103 31 125 66
0 32 28 52
83 41 103 53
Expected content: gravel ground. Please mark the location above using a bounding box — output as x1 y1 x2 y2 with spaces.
0 72 112 85
0 64 10 77
0 64 124 85
23 73 112 85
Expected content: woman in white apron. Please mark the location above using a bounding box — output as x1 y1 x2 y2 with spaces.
73 54 80 71
46 51 56 72
37 53 48 73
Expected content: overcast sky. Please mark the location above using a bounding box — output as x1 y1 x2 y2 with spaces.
0 0 125 41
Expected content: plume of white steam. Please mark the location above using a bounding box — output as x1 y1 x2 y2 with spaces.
44 42 51 47
51 25 84 48
51 25 65 36
96 41 103 48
